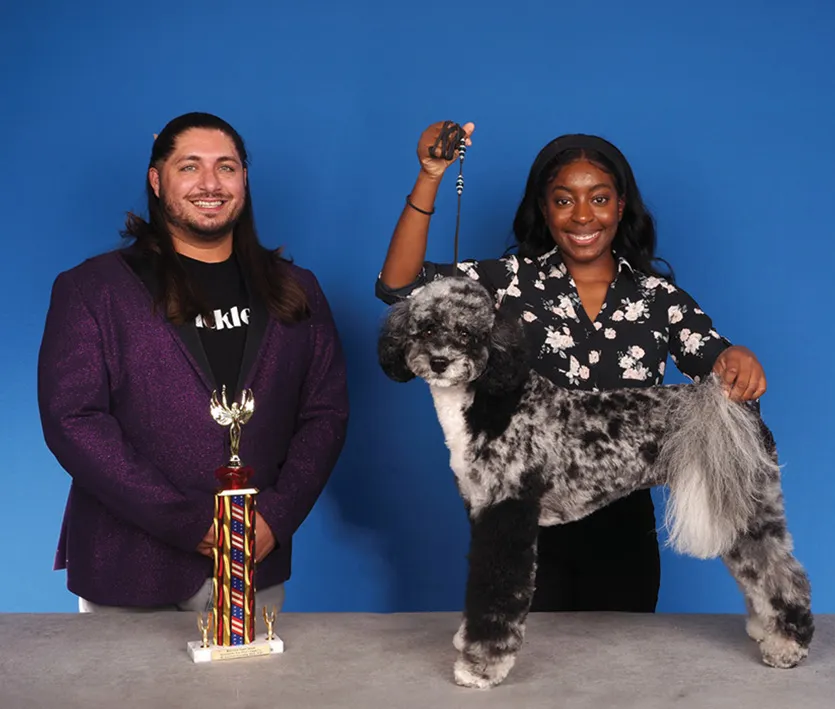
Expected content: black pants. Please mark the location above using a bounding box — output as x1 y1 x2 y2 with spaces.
530 489 660 612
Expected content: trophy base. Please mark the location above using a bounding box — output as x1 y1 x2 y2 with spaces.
187 634 285 663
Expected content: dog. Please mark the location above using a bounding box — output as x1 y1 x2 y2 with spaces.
377 276 813 690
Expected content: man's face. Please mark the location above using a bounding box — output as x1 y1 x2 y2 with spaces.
149 128 247 243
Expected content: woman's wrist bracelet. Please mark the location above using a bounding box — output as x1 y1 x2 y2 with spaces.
405 194 435 216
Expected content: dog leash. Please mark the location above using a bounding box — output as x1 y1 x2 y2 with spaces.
429 121 468 269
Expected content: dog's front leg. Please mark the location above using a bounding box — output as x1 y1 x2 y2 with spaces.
454 495 540 690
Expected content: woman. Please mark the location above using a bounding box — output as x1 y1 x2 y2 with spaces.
375 120 767 613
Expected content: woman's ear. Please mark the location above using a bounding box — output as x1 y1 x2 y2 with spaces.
377 300 416 383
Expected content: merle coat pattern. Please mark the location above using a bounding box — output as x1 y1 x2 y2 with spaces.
378 276 813 690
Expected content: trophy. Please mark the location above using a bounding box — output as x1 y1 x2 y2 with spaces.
187 387 285 663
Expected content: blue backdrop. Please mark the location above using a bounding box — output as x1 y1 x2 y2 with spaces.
2 0 833 613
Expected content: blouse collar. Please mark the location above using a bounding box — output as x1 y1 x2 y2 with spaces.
533 244 636 278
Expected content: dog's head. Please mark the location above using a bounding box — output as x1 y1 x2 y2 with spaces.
377 277 529 394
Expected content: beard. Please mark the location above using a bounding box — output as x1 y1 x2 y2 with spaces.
159 186 244 242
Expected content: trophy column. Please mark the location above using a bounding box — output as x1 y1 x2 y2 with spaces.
213 487 256 645
187 387 284 663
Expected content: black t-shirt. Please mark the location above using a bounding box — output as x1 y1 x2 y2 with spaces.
180 253 249 398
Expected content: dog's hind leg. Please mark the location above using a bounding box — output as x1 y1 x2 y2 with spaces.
722 484 813 669
454 495 540 690
743 596 767 642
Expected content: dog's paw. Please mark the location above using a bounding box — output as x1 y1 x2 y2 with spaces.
453 651 516 690
759 634 809 669
746 615 767 643
454 657 495 690
453 621 466 651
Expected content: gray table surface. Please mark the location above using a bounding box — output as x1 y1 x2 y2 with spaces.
0 612 832 709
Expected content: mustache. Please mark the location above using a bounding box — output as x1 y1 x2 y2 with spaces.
158 185 233 202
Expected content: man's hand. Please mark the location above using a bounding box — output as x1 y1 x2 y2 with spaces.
196 513 276 562
254 511 276 563
196 525 214 558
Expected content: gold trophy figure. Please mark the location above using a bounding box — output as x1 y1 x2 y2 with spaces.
263 605 277 641
197 611 213 649
210 387 255 471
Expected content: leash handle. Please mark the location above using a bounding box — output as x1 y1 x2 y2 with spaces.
428 120 465 161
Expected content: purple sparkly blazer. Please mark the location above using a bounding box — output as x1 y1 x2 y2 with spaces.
37 246 349 607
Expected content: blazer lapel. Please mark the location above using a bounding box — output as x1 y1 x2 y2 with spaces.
172 320 218 393
234 270 269 400
120 246 217 394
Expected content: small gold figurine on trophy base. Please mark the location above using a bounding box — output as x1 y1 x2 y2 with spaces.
263 605 277 641
198 610 213 648
188 606 284 663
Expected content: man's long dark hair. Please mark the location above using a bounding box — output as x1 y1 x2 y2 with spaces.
510 135 675 282
122 111 309 325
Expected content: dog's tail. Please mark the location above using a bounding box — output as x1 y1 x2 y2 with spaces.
658 375 778 559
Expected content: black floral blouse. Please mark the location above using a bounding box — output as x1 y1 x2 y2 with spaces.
376 245 731 391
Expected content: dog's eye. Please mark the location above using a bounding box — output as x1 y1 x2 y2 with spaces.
419 328 433 339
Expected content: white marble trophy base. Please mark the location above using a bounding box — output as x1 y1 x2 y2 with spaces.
187 633 285 663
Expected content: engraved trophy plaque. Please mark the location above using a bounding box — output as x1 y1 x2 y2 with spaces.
187 387 284 663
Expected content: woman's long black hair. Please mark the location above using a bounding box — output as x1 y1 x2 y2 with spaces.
510 134 674 282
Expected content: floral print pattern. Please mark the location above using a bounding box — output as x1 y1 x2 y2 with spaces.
377 244 731 392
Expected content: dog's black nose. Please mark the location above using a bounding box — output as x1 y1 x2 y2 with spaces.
430 356 449 373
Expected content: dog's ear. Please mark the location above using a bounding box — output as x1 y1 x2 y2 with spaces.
476 306 529 395
377 299 417 383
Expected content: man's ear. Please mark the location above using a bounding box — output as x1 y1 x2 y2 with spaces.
149 167 161 198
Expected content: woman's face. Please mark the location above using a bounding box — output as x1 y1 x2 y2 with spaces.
540 159 625 268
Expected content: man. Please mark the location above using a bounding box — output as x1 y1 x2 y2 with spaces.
38 112 349 612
